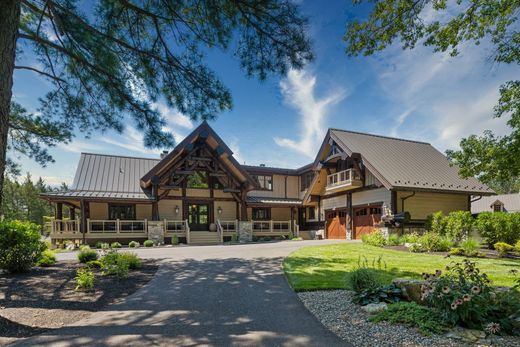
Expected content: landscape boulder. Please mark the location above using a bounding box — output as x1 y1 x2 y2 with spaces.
392 278 427 304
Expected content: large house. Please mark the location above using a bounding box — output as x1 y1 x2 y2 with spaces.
42 122 493 245
471 193 520 214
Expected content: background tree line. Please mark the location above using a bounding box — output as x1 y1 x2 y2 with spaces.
1 173 68 226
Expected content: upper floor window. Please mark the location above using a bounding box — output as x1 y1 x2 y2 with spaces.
252 175 273 190
187 171 208 189
308 207 316 220
300 172 314 191
493 203 503 212
109 204 135 220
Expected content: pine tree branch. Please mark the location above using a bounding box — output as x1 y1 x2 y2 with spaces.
14 65 66 83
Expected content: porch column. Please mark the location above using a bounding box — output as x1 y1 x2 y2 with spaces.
152 201 159 221
69 207 75 220
56 202 63 220
80 200 89 244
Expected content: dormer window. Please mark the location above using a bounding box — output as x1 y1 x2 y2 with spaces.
493 203 503 212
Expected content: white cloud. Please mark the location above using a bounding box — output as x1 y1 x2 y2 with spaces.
154 101 194 130
389 108 414 137
274 69 346 157
40 175 73 186
58 140 106 154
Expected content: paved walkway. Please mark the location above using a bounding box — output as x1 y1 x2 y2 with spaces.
17 241 351 346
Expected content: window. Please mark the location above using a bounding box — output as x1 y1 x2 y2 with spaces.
252 207 271 220
109 204 135 220
370 207 382 215
211 177 224 189
493 204 503 212
308 207 316 220
355 208 367 216
252 175 273 190
187 171 208 188
300 172 314 191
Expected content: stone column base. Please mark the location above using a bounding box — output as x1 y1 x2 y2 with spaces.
238 221 252 243
147 221 165 245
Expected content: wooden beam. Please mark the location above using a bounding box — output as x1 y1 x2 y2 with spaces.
160 185 181 190
189 156 212 162
223 188 241 193
174 170 195 175
209 172 228 177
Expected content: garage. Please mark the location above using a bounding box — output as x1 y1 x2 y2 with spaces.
325 209 347 239
353 205 382 239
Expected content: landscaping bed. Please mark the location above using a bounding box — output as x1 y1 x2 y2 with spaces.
298 290 519 347
0 259 157 345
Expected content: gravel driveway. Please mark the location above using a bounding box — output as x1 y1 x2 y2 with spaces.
14 240 350 347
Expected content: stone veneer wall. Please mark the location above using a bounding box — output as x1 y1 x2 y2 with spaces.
238 221 252 243
147 221 165 245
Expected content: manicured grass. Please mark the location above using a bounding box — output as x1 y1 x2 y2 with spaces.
283 243 519 291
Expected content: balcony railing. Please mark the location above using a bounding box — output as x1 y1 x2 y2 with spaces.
326 168 362 191
50 219 80 234
252 220 294 235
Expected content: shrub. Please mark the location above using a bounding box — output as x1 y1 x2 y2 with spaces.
444 211 473 244
427 211 447 235
37 249 57 267
387 234 401 246
292 237 303 241
117 252 142 270
100 250 141 277
77 246 99 263
354 284 402 305
408 243 424 253
231 234 238 242
95 241 104 249
475 212 520 247
400 232 420 244
417 232 452 252
75 268 95 290
347 268 381 293
461 238 480 256
171 234 179 245
86 260 102 269
128 241 140 248
0 220 46 273
361 229 387 247
494 242 514 257
515 240 520 253
369 302 449 336
143 240 154 247
449 247 465 256
111 242 122 248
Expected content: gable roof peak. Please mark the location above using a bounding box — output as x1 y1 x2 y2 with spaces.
329 128 431 145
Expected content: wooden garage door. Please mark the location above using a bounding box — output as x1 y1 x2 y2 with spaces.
353 205 382 239
326 209 347 239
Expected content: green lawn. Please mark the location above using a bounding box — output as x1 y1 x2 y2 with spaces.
283 243 519 291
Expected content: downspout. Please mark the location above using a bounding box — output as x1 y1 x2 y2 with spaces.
400 191 415 234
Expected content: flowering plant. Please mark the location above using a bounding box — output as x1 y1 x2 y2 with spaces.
422 259 494 330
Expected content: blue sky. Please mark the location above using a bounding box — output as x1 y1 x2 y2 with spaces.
11 0 518 186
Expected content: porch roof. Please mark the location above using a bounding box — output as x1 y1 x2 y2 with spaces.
41 190 153 201
246 196 302 206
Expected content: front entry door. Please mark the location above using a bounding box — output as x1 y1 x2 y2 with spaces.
188 203 209 231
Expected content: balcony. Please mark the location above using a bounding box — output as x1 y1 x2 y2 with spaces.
326 168 363 193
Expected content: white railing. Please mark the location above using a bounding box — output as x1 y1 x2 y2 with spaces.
216 220 224 243
87 219 147 233
184 219 190 243
327 168 361 188
252 220 292 233
51 219 80 233
164 219 186 233
219 220 238 233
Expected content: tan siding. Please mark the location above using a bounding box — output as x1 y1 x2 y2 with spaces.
166 189 182 197
213 189 233 198
158 200 182 219
214 201 236 220
90 202 108 219
271 207 291 220
136 204 152 219
248 174 300 198
396 191 469 219
322 195 347 210
286 176 299 198
352 188 391 208
186 188 210 198
365 170 383 187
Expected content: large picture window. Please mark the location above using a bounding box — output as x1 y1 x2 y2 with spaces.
252 207 271 220
109 204 135 220
252 175 273 190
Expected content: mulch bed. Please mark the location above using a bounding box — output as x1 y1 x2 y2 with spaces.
383 245 520 259
0 260 158 345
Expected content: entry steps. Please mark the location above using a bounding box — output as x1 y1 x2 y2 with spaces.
189 231 220 245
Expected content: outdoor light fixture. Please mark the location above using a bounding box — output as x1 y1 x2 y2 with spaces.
175 205 179 214
217 206 222 215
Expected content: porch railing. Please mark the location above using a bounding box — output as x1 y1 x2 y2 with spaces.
87 219 147 233
164 219 186 233
326 168 361 188
252 220 292 234
51 219 80 233
219 220 238 233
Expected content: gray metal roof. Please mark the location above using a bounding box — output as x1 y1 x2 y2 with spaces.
472 193 520 213
330 129 493 195
44 153 159 200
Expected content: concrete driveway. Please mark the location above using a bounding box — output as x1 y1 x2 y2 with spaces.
16 241 351 346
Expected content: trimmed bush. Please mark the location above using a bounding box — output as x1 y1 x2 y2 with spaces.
0 220 46 273
494 242 514 257
361 229 387 247
449 247 465 256
461 237 480 256
387 234 401 246
475 212 520 247
417 232 452 252
95 241 104 249
111 242 122 248
128 241 140 248
117 252 142 270
77 246 99 263
400 232 420 244
101 250 141 277
171 234 179 245
75 268 95 290
143 240 154 247
370 302 448 336
37 249 57 267
86 260 102 269
444 211 473 243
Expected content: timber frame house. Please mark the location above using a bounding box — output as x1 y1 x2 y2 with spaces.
42 122 494 245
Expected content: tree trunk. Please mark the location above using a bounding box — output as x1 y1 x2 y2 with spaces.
0 0 21 217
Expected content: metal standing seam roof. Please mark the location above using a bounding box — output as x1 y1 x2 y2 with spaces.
43 153 160 200
246 196 303 205
471 193 520 213
330 129 493 195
